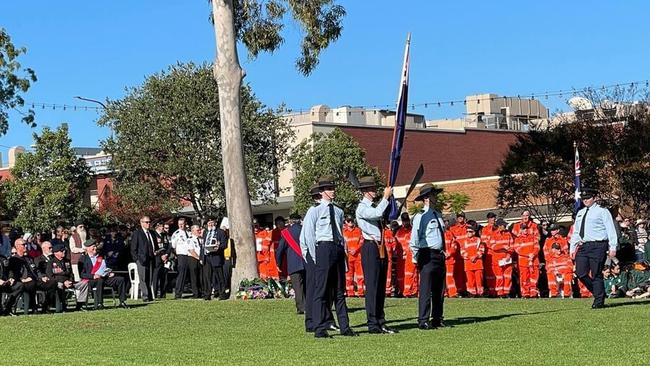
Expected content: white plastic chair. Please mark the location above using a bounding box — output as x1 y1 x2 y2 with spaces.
128 262 139 300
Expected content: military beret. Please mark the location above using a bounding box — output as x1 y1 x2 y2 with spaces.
83 238 97 247
52 244 66 253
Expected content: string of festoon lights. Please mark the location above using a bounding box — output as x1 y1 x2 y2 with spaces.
23 79 648 116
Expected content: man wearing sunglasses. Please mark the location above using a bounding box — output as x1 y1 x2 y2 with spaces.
131 216 158 302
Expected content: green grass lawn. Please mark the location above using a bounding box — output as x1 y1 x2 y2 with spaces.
1 297 648 365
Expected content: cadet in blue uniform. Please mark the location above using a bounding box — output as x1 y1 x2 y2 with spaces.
276 213 306 314
409 184 447 330
300 176 357 338
569 188 618 309
355 176 398 334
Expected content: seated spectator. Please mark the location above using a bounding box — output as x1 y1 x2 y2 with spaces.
0 253 22 316
47 244 89 312
8 238 57 314
79 239 129 310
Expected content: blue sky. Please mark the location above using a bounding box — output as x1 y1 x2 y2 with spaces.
1 1 649 164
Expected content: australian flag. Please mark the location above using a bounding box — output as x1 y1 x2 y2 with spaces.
387 34 411 221
574 144 582 213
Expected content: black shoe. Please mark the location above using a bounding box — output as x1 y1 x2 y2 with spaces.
118 302 130 309
418 322 430 330
297 310 305 315
203 297 212 301
340 328 358 337
305 327 315 333
328 324 340 332
368 328 384 334
94 304 105 311
314 331 331 339
431 320 448 329
591 303 606 309
381 325 398 334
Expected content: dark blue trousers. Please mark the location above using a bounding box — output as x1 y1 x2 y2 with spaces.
312 242 350 336
575 241 608 306
417 248 446 325
361 240 387 331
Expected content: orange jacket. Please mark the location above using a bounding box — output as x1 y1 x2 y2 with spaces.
343 226 363 257
460 236 485 270
543 235 569 260
487 230 514 261
384 228 396 255
512 221 540 259
480 224 497 245
395 226 412 260
444 230 459 264
255 228 272 263
449 223 469 242
546 250 573 274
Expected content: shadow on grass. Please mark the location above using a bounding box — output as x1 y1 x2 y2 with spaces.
386 309 572 332
604 299 650 308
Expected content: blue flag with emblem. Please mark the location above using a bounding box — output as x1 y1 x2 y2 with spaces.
387 34 411 221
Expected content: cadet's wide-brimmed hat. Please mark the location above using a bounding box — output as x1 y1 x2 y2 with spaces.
309 183 321 197
581 188 598 199
414 184 443 201
358 176 377 190
316 175 336 190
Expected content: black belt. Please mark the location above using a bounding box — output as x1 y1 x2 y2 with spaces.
316 241 337 245
584 240 608 244
420 247 443 254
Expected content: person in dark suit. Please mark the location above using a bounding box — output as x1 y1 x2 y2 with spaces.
8 238 57 314
79 239 128 309
0 253 22 316
201 218 229 300
276 213 306 314
130 216 157 302
153 222 171 298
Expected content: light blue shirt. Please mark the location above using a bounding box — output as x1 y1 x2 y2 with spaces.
409 205 445 261
299 199 345 264
569 203 618 253
355 197 389 241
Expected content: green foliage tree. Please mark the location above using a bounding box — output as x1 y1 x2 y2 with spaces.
210 0 345 284
99 62 293 222
405 188 470 218
4 125 91 232
0 27 37 136
291 128 382 216
498 87 650 221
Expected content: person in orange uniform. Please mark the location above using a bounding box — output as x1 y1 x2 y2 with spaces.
444 229 459 297
544 224 573 297
487 219 514 297
567 223 591 297
384 223 398 297
448 212 469 295
481 212 498 296
269 216 286 280
511 211 541 298
460 225 485 296
343 216 364 297
254 219 272 280
395 212 418 297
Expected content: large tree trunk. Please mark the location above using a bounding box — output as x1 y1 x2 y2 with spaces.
211 0 258 294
